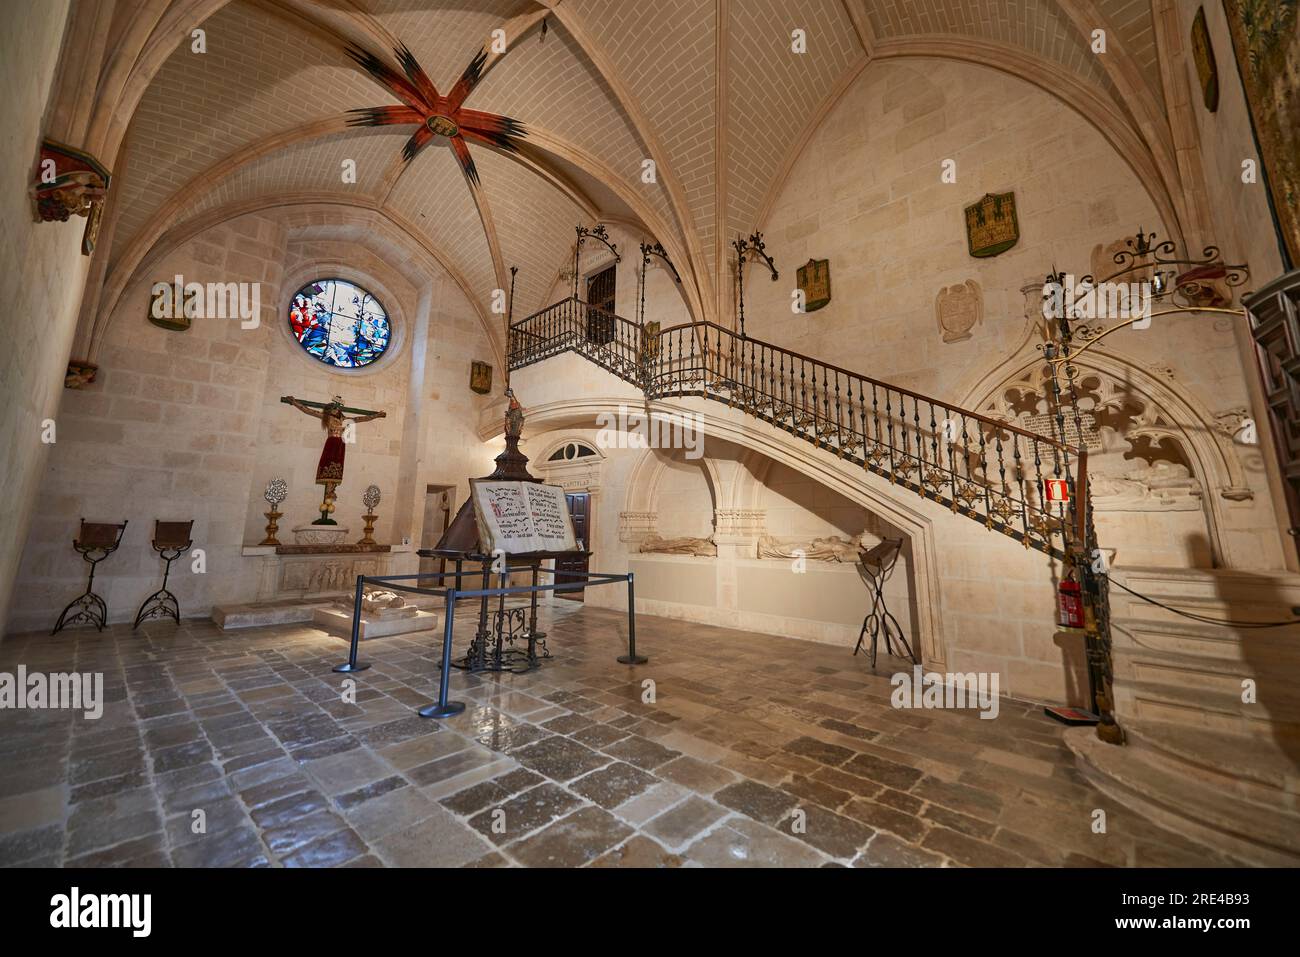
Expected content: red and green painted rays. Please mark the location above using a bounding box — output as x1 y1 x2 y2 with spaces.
345 43 526 186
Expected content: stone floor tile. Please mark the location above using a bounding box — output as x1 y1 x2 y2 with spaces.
602 735 681 771
466 782 583 845
342 786 437 843
655 755 737 795
375 806 490 867
714 779 798 827
644 795 727 849
569 762 658 809
591 835 684 868
0 605 1237 869
683 817 827 868
505 807 633 867
512 736 612 782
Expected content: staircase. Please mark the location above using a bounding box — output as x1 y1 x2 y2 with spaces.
509 296 1089 559
1066 566 1300 865
513 296 1300 864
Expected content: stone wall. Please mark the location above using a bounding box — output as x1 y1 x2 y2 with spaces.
738 56 1285 572
7 207 498 634
0 0 88 635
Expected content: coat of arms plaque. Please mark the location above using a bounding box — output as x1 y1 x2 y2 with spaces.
470 361 493 394
964 192 1019 258
796 258 831 312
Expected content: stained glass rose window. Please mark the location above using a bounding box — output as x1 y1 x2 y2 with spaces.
288 278 391 369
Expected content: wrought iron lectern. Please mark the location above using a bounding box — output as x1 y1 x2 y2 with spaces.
852 537 918 668
52 519 128 634
133 520 194 628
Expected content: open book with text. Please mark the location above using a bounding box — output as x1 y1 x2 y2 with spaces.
470 480 579 555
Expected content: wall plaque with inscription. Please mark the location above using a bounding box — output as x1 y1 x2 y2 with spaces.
1022 411 1101 452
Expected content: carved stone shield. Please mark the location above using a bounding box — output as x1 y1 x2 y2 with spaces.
796 258 831 312
935 279 983 343
470 360 493 394
964 192 1019 258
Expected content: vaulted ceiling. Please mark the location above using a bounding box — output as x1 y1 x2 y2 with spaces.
72 0 1198 359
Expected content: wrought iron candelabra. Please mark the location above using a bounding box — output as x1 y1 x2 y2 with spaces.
637 240 681 326
1040 227 1250 370
572 223 620 298
733 231 778 338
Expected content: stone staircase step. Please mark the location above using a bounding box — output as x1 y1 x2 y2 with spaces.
1113 676 1300 737
1066 726 1300 865
1112 644 1300 708
1111 615 1300 666
1111 597 1300 631
1110 566 1300 625
1122 719 1300 801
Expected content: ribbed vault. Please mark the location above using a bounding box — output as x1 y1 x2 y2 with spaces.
52 0 1202 361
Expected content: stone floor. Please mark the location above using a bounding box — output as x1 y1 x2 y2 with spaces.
0 602 1239 868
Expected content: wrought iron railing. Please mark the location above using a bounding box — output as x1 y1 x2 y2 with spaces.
510 296 1089 559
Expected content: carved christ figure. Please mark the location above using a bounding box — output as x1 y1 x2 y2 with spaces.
284 394 385 485
282 395 386 524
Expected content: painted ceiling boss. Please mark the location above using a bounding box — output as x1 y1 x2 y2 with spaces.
345 42 527 186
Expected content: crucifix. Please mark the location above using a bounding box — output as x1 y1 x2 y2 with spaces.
281 395 386 525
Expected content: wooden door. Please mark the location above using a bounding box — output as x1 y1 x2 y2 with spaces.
586 265 616 345
555 492 590 601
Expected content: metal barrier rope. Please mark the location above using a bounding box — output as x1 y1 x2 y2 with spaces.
330 567 644 718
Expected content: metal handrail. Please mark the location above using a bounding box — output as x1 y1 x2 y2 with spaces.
510 296 1091 558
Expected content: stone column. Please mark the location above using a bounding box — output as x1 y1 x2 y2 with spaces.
713 508 766 612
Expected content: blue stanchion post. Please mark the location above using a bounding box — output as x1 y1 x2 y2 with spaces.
333 575 371 673
418 586 467 719
617 571 647 664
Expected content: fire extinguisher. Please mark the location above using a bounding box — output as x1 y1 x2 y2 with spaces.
1058 572 1085 629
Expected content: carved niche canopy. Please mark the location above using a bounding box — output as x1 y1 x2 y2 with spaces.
980 363 1206 512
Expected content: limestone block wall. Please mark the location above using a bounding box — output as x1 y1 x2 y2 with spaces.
737 56 1284 573
0 0 89 635
742 58 1162 388
7 208 498 635
523 424 920 655
1169 0 1296 572
539 220 696 328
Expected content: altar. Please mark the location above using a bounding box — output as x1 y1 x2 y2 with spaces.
211 543 417 630
247 543 400 599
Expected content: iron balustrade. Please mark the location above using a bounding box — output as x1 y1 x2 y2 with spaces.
510 296 1090 560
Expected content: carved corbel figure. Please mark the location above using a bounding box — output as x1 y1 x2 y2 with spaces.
31 139 112 255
